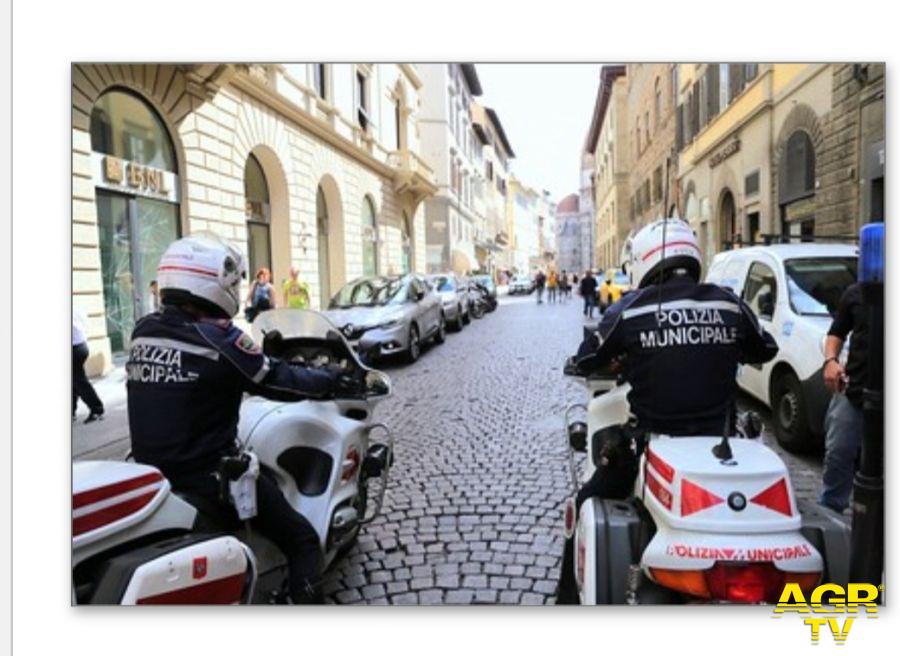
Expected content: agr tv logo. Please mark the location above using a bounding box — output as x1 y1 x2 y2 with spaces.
773 583 881 645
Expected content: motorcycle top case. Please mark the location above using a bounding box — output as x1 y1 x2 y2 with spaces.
636 436 822 574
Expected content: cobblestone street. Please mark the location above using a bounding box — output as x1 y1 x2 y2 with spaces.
71 291 829 605
320 292 827 605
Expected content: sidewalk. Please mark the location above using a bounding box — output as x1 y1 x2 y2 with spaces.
73 361 131 462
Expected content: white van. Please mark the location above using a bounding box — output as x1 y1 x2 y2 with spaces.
705 243 858 453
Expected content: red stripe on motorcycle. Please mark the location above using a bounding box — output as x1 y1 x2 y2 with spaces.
73 490 159 536
73 472 164 509
136 572 247 605
645 448 674 483
750 478 793 516
681 478 725 517
645 468 672 510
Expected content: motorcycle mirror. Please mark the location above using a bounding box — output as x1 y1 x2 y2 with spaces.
325 329 344 345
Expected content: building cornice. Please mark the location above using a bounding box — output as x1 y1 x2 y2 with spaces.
230 71 396 179
399 64 423 90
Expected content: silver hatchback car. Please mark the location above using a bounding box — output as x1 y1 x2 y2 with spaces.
426 273 469 331
323 274 445 363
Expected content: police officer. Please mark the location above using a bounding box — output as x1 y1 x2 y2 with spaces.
127 233 353 604
556 218 778 603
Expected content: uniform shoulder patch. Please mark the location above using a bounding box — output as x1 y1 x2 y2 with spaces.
234 332 262 355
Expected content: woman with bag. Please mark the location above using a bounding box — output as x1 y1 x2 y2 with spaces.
245 267 276 322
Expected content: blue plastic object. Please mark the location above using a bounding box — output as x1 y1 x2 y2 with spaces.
859 222 884 284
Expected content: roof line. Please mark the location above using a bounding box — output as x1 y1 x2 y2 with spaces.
460 63 483 96
584 65 626 154
485 107 515 158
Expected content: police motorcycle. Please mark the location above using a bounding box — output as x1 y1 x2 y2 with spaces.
72 308 393 604
560 354 851 604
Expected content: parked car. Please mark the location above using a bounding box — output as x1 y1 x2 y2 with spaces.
705 243 858 453
470 274 498 300
427 273 470 330
323 274 445 363
509 274 534 295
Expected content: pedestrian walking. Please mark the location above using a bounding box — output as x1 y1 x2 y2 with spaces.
547 270 559 303
72 310 104 423
245 267 276 322
579 269 598 318
534 270 547 304
560 269 570 300
283 266 311 309
819 282 868 513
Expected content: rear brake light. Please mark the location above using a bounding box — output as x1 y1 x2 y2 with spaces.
564 498 576 539
341 446 361 483
651 563 821 604
681 478 724 516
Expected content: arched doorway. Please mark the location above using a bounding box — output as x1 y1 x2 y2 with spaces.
401 211 413 273
718 189 737 250
244 153 271 277
316 186 331 307
361 196 379 276
779 130 816 240
315 175 346 309
90 88 180 353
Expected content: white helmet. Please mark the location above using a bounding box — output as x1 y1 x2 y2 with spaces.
157 232 246 318
622 217 702 289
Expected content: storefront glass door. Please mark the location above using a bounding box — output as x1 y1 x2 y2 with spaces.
96 190 179 353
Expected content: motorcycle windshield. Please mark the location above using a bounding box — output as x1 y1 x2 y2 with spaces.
251 308 344 343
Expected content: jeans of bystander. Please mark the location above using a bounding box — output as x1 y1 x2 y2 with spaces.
818 394 864 513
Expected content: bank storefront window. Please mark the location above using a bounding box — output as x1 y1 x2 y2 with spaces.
90 89 181 354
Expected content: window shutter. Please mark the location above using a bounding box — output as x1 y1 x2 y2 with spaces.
706 65 719 119
690 81 700 138
729 63 744 100
675 102 684 151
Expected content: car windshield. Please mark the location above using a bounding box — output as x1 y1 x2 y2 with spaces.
429 275 456 292
473 275 494 288
784 258 857 316
329 277 405 308
614 273 629 286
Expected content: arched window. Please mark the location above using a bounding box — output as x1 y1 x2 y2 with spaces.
780 131 816 203
361 196 378 276
90 89 180 353
401 211 413 273
244 153 271 277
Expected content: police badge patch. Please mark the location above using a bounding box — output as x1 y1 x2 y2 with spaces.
234 332 262 355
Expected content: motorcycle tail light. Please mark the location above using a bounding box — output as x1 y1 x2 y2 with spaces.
563 498 576 539
649 567 710 599
705 562 785 603
341 446 361 483
651 563 822 604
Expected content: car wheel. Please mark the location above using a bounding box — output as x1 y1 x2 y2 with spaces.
452 305 464 331
434 314 446 344
405 324 420 363
771 371 813 453
462 307 471 325
471 302 485 320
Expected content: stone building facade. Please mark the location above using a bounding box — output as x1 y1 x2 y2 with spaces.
625 63 679 226
72 63 435 374
817 64 885 236
585 65 631 271
418 64 485 274
554 153 595 274
675 64 834 267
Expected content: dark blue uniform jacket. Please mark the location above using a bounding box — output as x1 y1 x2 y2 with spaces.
127 306 335 476
575 276 777 435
